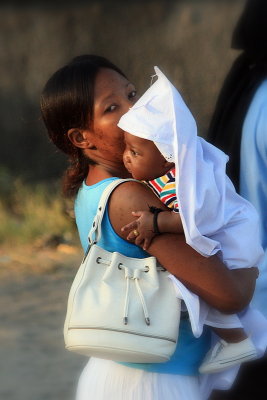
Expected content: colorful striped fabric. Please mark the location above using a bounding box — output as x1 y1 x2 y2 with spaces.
146 168 179 212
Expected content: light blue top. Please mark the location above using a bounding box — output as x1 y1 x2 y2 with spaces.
240 79 267 317
74 177 211 375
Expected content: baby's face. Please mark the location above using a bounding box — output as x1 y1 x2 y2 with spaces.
123 132 171 181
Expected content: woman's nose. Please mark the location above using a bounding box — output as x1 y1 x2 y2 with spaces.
121 102 132 115
123 93 138 113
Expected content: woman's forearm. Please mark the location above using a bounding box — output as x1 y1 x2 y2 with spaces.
148 233 257 313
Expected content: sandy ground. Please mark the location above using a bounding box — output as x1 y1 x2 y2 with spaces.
0 244 88 400
2 244 267 400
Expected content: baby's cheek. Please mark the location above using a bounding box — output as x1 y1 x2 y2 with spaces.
126 164 133 174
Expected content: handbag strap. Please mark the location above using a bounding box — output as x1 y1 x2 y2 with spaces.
88 178 138 246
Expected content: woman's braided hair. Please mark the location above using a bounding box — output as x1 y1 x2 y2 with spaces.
40 55 126 197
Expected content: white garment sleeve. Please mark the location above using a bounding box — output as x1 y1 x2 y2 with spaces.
176 136 264 270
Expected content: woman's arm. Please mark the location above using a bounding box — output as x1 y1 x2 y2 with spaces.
109 181 258 313
148 233 257 313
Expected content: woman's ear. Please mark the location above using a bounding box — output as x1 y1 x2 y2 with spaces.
67 129 96 150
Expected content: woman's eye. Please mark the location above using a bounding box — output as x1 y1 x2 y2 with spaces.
128 90 137 100
105 104 117 113
131 149 138 156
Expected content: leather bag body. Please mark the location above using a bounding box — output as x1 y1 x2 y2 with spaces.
64 179 181 363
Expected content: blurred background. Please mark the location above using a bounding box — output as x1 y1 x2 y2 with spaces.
0 0 245 181
0 1 246 399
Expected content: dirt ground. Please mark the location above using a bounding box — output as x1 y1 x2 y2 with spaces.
2 243 267 400
0 244 88 400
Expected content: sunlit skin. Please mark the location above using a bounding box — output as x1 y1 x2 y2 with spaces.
122 131 183 249
68 68 139 184
90 71 138 165
67 67 258 313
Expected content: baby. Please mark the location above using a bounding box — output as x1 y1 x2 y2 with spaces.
118 67 263 374
122 131 181 250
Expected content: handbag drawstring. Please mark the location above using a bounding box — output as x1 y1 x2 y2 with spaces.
97 257 150 326
133 269 150 326
121 266 150 326
122 267 131 325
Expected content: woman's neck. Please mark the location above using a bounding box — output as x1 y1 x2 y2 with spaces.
85 164 131 185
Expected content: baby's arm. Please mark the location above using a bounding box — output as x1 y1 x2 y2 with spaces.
121 208 183 250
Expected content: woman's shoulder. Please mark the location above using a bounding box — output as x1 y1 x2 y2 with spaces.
108 179 167 240
110 179 166 210
112 179 149 196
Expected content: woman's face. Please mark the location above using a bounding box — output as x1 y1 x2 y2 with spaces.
88 68 138 166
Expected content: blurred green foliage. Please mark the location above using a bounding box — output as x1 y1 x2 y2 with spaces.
0 167 75 245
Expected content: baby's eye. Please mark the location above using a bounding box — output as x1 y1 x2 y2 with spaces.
131 149 139 156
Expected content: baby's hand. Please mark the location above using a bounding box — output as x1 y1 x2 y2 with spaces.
121 211 156 250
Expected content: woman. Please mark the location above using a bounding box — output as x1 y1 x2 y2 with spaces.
40 55 258 400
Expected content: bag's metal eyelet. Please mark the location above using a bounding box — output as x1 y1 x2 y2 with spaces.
96 257 102 264
118 263 123 270
144 266 150 272
158 265 166 271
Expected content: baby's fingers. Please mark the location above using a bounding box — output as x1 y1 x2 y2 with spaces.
121 220 138 233
131 211 143 217
127 230 138 240
135 234 145 247
143 237 152 251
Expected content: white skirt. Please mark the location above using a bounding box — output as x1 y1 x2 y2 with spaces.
76 357 204 400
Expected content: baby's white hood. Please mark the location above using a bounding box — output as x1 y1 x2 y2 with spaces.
118 66 198 162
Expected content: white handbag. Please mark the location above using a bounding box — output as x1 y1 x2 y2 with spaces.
64 179 181 363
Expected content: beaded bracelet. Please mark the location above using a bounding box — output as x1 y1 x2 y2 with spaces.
149 206 164 234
